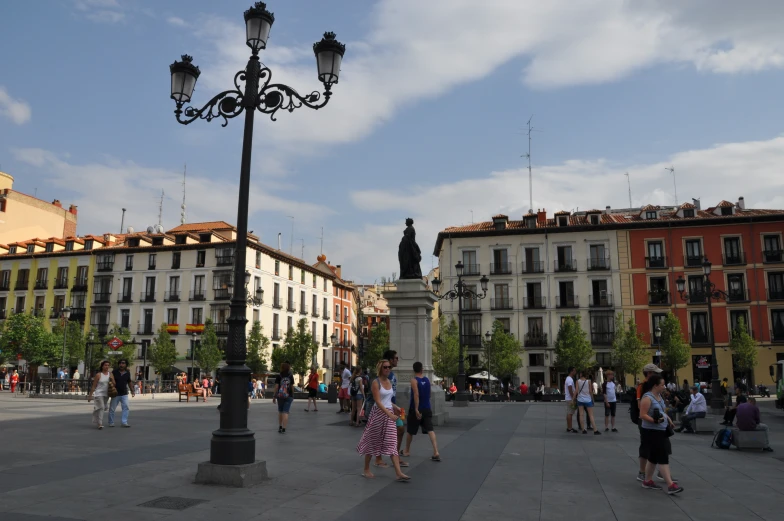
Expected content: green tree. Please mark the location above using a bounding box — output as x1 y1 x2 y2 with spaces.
246 320 270 374
729 317 757 384
270 341 287 374
0 313 57 380
659 312 690 381
94 325 135 369
554 316 594 372
149 323 177 377
51 319 87 368
285 319 317 381
482 320 523 381
364 322 389 372
196 319 224 375
432 316 459 380
611 313 648 385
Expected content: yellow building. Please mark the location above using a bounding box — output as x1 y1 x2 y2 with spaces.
0 172 78 245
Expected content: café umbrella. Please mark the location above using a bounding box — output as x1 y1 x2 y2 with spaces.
469 371 498 381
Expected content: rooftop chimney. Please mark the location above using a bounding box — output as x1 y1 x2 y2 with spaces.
537 208 547 224
336 265 342 278
68 204 78 214
52 199 62 208
692 198 701 210
604 205 611 215
737 196 745 210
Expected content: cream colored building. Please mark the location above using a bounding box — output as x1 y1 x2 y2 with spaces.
433 210 623 388
0 172 78 245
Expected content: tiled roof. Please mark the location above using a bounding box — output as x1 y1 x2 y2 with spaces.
679 202 696 209
639 204 660 212
167 221 235 233
585 209 603 213
715 200 734 208
554 210 571 216
492 214 508 219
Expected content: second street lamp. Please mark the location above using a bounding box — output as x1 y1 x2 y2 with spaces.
431 261 489 407
169 2 344 470
60 306 72 372
675 257 728 411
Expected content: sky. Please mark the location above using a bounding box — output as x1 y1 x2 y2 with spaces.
2 0 784 283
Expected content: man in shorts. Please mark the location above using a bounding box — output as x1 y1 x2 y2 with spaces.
564 367 578 433
402 362 441 460
337 362 351 413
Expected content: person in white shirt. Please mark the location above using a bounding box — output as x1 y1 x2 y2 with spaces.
564 367 578 433
603 370 619 432
675 385 707 433
337 362 352 413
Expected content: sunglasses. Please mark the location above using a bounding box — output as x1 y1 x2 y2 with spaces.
381 366 391 370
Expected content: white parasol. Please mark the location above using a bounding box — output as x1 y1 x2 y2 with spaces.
597 367 604 386
469 371 498 381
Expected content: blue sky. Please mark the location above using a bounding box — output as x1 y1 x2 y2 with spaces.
2 0 784 282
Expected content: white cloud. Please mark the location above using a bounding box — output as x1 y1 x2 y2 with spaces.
74 0 125 23
0 86 31 125
330 135 784 282
167 16 187 27
10 148 333 243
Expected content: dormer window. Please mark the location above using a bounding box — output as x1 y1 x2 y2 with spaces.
27 244 35 253
683 209 695 218
645 211 657 220
590 214 599 225
721 206 733 216
65 241 74 251
84 240 94 250
128 238 140 247
152 237 164 246
199 233 211 243
45 243 54 252
557 216 568 227
525 217 536 229
175 235 187 245
9 246 16 254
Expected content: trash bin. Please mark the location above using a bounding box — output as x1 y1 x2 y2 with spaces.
327 382 338 404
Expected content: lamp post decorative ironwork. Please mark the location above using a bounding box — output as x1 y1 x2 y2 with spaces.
60 307 72 371
654 325 662 366
229 270 264 306
190 332 200 378
168 2 344 467
485 330 492 395
675 257 728 410
431 261 489 407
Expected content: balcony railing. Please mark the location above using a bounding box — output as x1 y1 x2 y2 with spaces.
34 280 48 290
490 298 513 310
93 292 111 304
137 323 154 335
524 333 548 347
524 296 546 309
723 252 746 266
685 254 704 268
73 277 88 290
140 291 156 302
93 323 110 337
0 308 7 319
587 258 610 270
556 295 579 308
323 311 331 320
767 288 784 301
300 305 308 315
70 308 86 322
312 307 320 317
589 293 613 307
273 298 282 309
50 308 63 318
96 259 114 272
591 332 615 345
189 289 206 301
554 259 577 272
463 297 481 311
461 334 482 347
271 328 282 340
343 315 350 324
727 289 749 303
686 291 707 305
54 277 68 289
521 261 545 274
690 333 710 345
771 329 784 343
0 282 9 291
645 256 667 269
462 263 480 276
287 301 296 312
763 249 783 263
214 288 231 300
216 254 235 266
117 292 133 303
14 280 29 290
164 291 181 302
214 323 229 336
490 262 512 275
648 291 670 305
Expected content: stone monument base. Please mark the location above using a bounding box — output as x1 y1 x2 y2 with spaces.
195 460 267 487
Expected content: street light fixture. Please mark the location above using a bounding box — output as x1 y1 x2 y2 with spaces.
431 261 490 407
191 332 200 378
675 257 729 410
60 306 72 371
485 330 492 395
168 2 344 468
654 326 662 366
229 270 264 306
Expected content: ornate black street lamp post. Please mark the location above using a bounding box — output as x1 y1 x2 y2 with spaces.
675 257 728 410
168 2 344 467
431 261 489 407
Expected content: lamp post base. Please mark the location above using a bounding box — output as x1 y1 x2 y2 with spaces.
195 460 267 488
710 377 725 410
453 390 470 407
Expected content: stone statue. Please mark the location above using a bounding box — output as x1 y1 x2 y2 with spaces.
398 217 422 280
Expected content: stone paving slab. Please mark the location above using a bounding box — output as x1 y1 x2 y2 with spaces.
1 393 783 520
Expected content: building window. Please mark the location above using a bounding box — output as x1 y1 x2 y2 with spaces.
196 250 206 267
287 316 293 330
771 310 784 340
192 307 203 324
691 313 709 343
730 310 749 336
175 235 187 245
84 240 93 250
120 309 130 329
721 206 733 216
27 244 34 253
557 216 568 226
462 250 478 275
288 266 293 280
685 239 703 266
8 246 16 254
125 255 133 270
256 251 261 269
199 233 211 243
683 209 695 218
313 274 317 288
275 260 280 275
323 278 327 291
645 211 657 220
495 317 511 333
590 214 599 225
647 241 665 268
65 241 74 251
335 304 340 318
45 243 54 252
172 252 181 269
301 270 306 284
167 308 178 325
148 254 156 270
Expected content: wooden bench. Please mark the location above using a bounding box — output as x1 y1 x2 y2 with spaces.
178 383 203 402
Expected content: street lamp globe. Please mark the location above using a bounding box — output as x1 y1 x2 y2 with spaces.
485 331 492 342
431 277 441 295
169 55 200 103
479 274 489 293
244 270 251 286
675 275 686 293
62 306 71 320
313 32 345 86
455 261 464 277
702 257 712 276
89 331 95 341
244 2 275 54
330 333 338 345
655 326 662 340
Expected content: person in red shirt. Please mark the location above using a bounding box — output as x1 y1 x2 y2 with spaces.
519 382 528 395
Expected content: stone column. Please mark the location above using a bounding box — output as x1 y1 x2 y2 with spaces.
385 279 449 425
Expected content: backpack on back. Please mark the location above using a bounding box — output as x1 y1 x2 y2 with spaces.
350 377 360 397
712 427 733 449
629 386 641 424
276 375 291 400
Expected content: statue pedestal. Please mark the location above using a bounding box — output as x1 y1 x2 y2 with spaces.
385 279 448 426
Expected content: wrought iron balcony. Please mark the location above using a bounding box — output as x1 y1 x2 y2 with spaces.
34 279 48 290
93 292 111 304
591 332 615 346
215 253 235 266
14 279 29 290
0 308 6 319
54 277 68 289
763 249 783 263
96 259 114 272
723 252 746 266
490 262 512 275
490 297 513 310
521 261 545 274
271 328 282 340
73 277 88 291
771 329 784 343
587 257 610 270
524 296 546 309
287 301 296 312
462 263 480 276
648 291 670 305
214 288 231 300
524 333 548 347
686 291 707 305
589 293 613 308
727 289 749 303
690 332 710 345
767 288 784 301
685 254 704 268
556 295 579 309
137 323 154 335
645 256 667 269
214 323 229 336
461 334 482 347
69 308 86 322
140 291 156 303
0 282 9 291
554 259 577 272
312 307 320 317
273 298 283 309
463 297 481 312
117 293 133 303
300 304 308 315
189 289 206 301
323 310 331 320
93 323 110 337
164 291 181 302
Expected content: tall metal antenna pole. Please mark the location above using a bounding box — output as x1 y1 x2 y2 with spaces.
287 216 294 255
526 116 534 212
625 172 632 208
180 164 187 225
320 227 324 255
470 210 473 223
120 208 126 234
158 190 165 227
299 238 305 259
665 166 677 205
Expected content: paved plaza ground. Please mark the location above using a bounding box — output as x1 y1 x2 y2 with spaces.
1 392 783 521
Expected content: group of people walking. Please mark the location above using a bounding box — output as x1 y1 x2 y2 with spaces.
87 359 134 429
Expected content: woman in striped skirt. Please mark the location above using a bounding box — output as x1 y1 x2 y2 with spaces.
357 360 410 481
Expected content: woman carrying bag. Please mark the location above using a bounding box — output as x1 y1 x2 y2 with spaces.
87 361 116 430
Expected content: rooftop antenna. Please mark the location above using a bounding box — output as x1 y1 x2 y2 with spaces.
180 164 187 225
287 216 294 255
158 189 165 228
120 208 126 234
470 210 474 223
665 166 677 205
624 172 632 208
522 115 542 213
320 227 324 255
298 238 305 259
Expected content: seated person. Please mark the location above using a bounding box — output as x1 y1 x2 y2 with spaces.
722 391 748 425
675 385 707 433
448 383 457 394
519 381 528 395
192 378 208 402
736 397 774 452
